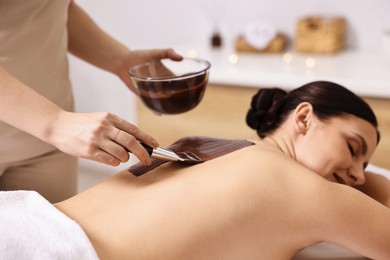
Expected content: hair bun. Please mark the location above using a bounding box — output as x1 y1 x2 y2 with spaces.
246 88 287 138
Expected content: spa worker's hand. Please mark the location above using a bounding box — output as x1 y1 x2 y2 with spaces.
0 66 157 166
116 48 183 93
47 111 158 166
67 1 183 94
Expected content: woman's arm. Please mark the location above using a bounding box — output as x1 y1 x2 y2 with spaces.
314 181 390 259
273 158 390 259
66 1 129 75
357 172 390 207
0 66 62 142
0 66 155 165
67 1 182 92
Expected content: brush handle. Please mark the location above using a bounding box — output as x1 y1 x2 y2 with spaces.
140 143 154 156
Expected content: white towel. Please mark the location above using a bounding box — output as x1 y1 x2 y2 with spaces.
0 190 98 260
243 21 277 50
366 163 390 179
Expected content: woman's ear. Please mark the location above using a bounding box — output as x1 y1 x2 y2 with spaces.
294 102 313 134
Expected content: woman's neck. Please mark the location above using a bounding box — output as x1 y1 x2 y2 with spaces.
264 134 296 160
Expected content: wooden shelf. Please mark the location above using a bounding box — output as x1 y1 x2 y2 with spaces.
177 45 390 99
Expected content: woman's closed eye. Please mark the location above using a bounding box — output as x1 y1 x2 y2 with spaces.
348 143 356 156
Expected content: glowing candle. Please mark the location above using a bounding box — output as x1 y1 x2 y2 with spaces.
305 57 316 68
283 52 293 63
228 53 238 64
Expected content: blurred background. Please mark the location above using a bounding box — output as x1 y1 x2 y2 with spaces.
69 0 390 190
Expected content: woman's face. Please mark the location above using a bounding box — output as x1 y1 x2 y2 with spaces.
295 114 378 187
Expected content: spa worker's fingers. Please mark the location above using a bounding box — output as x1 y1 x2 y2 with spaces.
117 48 183 93
48 111 158 166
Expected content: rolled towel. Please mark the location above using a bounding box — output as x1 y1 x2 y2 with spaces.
0 190 98 259
243 21 277 50
366 164 390 179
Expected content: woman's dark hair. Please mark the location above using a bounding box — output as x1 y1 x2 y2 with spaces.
246 81 380 142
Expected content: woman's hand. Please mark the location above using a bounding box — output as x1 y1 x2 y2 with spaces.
116 48 183 93
48 111 158 166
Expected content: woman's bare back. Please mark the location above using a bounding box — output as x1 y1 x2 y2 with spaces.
56 139 390 259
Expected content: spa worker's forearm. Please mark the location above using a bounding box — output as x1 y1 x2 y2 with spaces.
66 1 183 92
0 66 155 166
0 66 62 141
67 1 129 75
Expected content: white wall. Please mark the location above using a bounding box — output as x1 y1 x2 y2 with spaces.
72 0 390 51
70 0 390 110
69 0 390 182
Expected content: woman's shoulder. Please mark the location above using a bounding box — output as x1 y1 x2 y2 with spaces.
218 139 328 202
232 139 310 175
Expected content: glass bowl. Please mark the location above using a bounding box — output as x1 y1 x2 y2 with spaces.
128 58 211 115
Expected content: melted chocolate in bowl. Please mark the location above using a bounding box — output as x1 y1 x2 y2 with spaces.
137 72 208 114
129 58 211 115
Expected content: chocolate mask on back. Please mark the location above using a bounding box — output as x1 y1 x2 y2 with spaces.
128 136 254 176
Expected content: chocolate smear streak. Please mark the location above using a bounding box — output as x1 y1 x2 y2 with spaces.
129 136 254 176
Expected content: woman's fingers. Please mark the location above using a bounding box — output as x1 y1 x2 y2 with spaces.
147 48 183 61
96 133 130 164
105 127 154 165
112 116 159 149
97 114 157 165
50 111 157 166
119 48 183 93
165 48 184 61
91 148 122 166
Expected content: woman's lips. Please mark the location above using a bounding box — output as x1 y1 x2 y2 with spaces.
334 173 347 185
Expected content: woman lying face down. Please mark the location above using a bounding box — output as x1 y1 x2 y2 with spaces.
56 81 390 259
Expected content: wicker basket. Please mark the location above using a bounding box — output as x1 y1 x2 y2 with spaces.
294 16 346 54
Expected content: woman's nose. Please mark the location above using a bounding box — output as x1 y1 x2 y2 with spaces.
348 166 366 186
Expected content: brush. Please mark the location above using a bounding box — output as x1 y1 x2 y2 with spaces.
140 143 185 162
